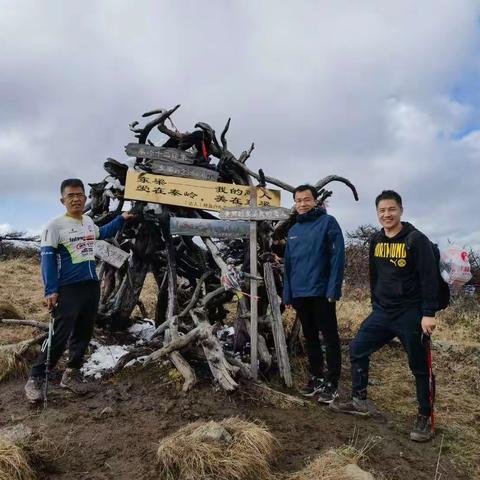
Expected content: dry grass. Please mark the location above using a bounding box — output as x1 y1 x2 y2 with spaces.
435 295 480 344
138 272 158 319
286 432 380 480
0 343 28 383
0 258 47 345
336 294 480 477
0 258 45 321
0 436 36 480
0 427 65 480
19 430 64 474
0 335 45 383
157 417 276 480
337 295 480 345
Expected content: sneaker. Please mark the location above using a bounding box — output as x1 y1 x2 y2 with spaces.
60 368 90 395
317 382 338 404
329 396 370 417
24 376 44 403
410 414 434 442
299 376 325 397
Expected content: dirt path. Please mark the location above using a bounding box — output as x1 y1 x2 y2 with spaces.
0 367 466 480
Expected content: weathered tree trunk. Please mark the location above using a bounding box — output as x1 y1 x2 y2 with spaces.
76 104 360 392
264 262 292 386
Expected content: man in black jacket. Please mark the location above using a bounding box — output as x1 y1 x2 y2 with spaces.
330 190 438 442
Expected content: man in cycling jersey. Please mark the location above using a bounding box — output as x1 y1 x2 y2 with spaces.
25 178 134 402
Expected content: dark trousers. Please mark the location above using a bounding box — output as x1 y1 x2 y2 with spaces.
349 307 431 416
294 297 341 386
31 281 100 377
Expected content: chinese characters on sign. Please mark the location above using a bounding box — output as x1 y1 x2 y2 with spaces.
169 217 249 238
219 206 291 221
125 143 195 165
124 171 281 211
144 159 220 182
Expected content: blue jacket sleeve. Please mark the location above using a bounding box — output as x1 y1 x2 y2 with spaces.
282 241 292 305
326 217 345 300
98 215 125 240
41 246 59 296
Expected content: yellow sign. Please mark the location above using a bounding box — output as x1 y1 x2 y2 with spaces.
124 171 281 211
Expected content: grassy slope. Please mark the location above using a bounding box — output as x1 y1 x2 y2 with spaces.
1 257 479 477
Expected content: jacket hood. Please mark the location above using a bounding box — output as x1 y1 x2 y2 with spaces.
379 221 416 240
297 206 326 223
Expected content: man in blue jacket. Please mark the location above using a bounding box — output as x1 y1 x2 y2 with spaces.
283 184 345 403
25 178 133 403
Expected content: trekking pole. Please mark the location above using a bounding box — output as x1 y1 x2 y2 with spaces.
43 307 55 409
425 334 436 434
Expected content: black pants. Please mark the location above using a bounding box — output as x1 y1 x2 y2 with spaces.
31 281 100 377
349 307 431 416
294 297 341 386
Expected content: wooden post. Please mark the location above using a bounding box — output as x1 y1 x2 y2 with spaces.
249 186 258 380
264 262 292 387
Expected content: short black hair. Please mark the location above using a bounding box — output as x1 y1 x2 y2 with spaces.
293 184 318 200
60 178 85 195
375 190 402 208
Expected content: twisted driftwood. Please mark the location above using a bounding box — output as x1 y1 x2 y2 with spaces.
55 105 360 391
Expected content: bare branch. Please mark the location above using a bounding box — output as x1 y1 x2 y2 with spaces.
314 175 359 201
220 118 231 152
0 319 48 330
132 104 181 145
238 142 255 164
228 158 295 192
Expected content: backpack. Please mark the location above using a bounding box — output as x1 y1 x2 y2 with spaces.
405 232 450 310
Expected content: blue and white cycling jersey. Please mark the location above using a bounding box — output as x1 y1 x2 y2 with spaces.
41 214 125 296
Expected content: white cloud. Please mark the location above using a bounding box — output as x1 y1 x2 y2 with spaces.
0 224 13 235
0 0 479 248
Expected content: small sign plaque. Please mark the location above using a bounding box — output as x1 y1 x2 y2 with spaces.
143 158 219 182
125 143 196 165
94 240 130 269
124 171 281 211
170 217 249 238
219 206 291 221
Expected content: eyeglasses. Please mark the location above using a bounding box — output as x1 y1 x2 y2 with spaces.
64 193 86 199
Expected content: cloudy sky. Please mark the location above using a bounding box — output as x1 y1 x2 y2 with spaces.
1 1 479 248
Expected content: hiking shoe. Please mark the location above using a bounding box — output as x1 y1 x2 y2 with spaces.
317 382 339 404
299 376 325 397
24 376 44 403
410 414 434 442
329 396 370 416
60 368 90 395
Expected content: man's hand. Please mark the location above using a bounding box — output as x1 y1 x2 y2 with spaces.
121 212 136 221
421 316 436 335
44 293 59 311
285 304 293 310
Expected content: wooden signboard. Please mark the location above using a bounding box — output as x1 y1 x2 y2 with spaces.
219 206 291 221
124 171 281 212
143 158 219 182
94 240 130 269
170 217 249 238
125 143 195 165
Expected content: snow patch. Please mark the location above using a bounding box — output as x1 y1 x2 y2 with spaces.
81 320 156 379
128 319 155 342
82 345 129 379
